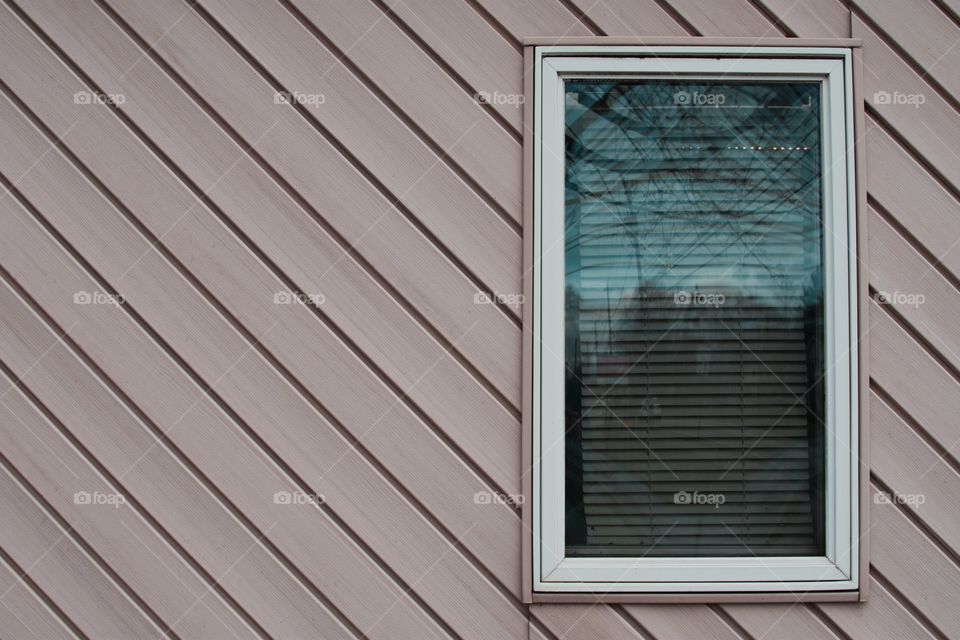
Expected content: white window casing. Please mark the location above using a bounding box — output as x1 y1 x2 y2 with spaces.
531 46 859 594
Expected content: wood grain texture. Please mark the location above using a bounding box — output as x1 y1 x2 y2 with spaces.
624 605 742 640
854 0 960 101
386 0 525 131
12 0 523 501
819 577 938 640
870 390 960 565
869 482 960 637
719 603 842 640
530 604 647 639
865 120 960 280
855 14 960 193
0 555 81 640
663 0 779 36
0 211 362 639
0 72 518 640
475 0 595 39
867 206 960 374
0 4 527 636
284 0 522 218
0 373 260 640
759 0 851 37
0 462 162 639
92 0 525 401
1 0 958 637
567 0 688 36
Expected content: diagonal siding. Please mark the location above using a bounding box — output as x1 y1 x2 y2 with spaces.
0 0 958 638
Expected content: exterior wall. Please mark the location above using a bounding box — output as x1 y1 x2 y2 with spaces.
0 0 956 639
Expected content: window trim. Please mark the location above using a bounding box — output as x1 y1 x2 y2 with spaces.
521 41 868 603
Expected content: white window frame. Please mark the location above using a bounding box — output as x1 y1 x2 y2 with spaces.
531 46 859 594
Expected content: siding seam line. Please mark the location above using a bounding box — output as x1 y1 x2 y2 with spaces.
15 0 524 486
93 0 524 418
0 348 272 640
869 383 960 480
746 0 796 37
0 547 89 640
650 0 703 36
929 0 960 29
847 0 852 38
94 0 527 382
0 77 521 629
554 0 605 35
172 0 526 339
806 604 853 640
612 604 657 639
96 0 523 417
710 604 757 640
528 613 561 640
666 0 783 36
865 111 960 240
0 194 367 639
368 0 523 143
461 0 522 51
869 568 950 640
268 0 523 236
0 448 177 639
0 103 523 636
868 287 960 398
116 0 525 336
871 474 960 575
0 167 464 638
852 6 960 120
867 173 960 288
744 0 790 35
0 544 87 639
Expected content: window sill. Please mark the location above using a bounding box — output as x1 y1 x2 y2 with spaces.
530 590 862 604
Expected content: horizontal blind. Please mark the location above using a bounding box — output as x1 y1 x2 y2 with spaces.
564 81 826 558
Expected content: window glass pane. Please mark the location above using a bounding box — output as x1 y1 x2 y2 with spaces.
563 80 826 558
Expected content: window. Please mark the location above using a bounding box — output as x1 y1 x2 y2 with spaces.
527 44 863 597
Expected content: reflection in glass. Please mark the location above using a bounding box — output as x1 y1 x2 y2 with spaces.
563 81 826 558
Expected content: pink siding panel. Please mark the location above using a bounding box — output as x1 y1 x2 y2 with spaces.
0 0 957 637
